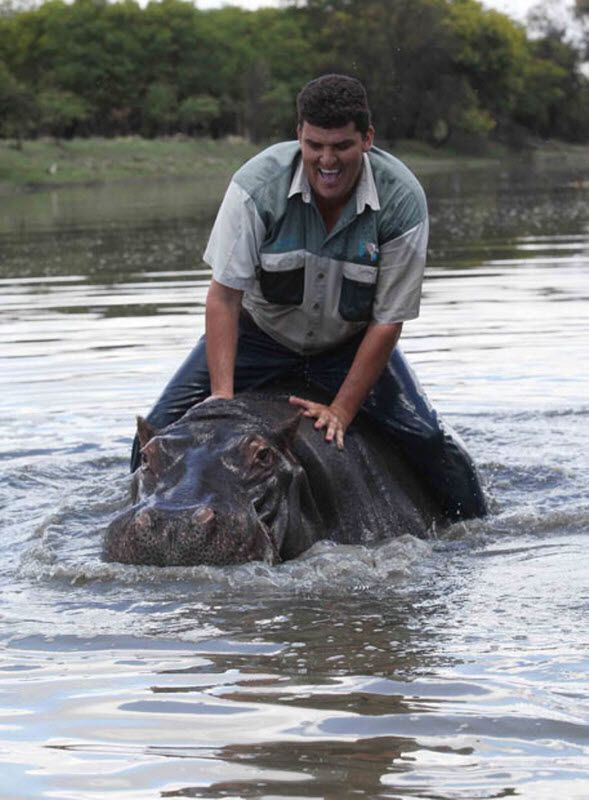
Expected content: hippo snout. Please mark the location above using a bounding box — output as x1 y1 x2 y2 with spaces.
104 499 277 567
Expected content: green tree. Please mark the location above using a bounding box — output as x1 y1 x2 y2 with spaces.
142 81 177 136
446 0 528 121
573 0 588 57
36 87 90 138
293 0 494 145
178 94 220 135
200 6 314 140
0 0 588 145
5 0 145 134
0 59 34 145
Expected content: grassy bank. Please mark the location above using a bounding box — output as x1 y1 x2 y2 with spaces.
0 136 261 191
1 134 587 192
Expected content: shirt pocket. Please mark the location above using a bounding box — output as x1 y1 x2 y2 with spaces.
338 262 378 322
258 251 305 306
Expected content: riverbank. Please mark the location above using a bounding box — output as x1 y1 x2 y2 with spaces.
0 136 260 192
0 135 493 192
1 135 588 193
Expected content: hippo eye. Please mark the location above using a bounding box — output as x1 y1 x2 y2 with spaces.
254 446 274 467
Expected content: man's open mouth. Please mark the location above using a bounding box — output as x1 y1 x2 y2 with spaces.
318 168 342 186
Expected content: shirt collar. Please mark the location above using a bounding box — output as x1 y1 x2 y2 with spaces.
288 151 381 213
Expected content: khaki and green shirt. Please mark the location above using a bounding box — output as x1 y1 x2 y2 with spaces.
203 141 428 354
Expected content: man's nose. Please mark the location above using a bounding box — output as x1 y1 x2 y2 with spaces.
319 147 337 167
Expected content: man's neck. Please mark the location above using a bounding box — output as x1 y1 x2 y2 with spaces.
315 193 352 234
318 204 342 234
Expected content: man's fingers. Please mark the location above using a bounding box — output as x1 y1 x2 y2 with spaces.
290 395 323 419
314 413 327 430
289 395 310 410
325 419 345 449
325 418 336 442
289 396 348 447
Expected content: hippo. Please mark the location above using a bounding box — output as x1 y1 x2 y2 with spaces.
104 384 445 567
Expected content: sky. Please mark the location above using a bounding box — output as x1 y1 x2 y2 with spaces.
480 0 541 20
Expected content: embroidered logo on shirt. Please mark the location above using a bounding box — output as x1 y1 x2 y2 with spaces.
359 240 379 263
272 236 299 251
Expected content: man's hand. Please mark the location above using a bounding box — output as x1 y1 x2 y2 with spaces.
289 396 351 449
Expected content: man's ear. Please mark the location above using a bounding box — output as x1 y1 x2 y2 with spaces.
363 125 375 151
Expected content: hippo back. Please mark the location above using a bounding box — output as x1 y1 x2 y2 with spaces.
234 386 440 558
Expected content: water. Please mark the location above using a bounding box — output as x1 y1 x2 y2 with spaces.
1 153 588 799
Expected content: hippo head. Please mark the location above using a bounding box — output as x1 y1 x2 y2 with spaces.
104 399 319 566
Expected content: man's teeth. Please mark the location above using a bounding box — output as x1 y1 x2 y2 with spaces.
319 169 341 180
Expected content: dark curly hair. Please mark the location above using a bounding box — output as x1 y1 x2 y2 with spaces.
297 74 372 136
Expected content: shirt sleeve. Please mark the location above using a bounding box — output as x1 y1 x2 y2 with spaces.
203 181 266 291
372 218 429 324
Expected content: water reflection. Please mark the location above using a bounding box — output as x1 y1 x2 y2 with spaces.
159 737 423 799
0 175 228 235
425 156 589 247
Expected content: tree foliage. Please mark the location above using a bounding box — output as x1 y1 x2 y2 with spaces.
0 59 35 144
0 0 587 146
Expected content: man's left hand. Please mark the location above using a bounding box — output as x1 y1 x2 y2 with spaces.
288 396 351 449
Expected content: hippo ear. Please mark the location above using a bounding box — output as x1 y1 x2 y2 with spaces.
270 413 302 452
136 416 160 449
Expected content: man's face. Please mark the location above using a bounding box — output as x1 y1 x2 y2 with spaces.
298 121 374 211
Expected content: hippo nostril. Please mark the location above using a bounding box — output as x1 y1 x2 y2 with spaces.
191 506 216 533
134 509 153 532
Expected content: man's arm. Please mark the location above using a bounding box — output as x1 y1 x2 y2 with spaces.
205 279 243 400
290 321 402 448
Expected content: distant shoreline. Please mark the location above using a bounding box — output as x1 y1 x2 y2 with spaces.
1 135 587 194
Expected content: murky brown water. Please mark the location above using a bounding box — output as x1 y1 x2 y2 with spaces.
1 153 588 799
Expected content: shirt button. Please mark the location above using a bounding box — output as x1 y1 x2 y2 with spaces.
312 302 320 311
317 272 325 280
306 330 314 338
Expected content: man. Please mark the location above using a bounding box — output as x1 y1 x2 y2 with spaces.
131 74 486 521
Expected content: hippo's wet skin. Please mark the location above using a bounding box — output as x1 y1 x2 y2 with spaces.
104 388 444 567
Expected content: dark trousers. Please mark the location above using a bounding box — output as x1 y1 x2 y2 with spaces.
131 314 487 521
